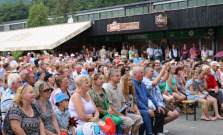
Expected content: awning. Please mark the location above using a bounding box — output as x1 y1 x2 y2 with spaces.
0 21 91 51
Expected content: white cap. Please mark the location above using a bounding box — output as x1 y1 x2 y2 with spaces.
27 52 31 55
115 54 119 57
59 54 63 57
71 53 75 57
211 61 220 67
170 60 176 64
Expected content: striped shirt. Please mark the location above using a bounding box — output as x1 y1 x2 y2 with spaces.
1 88 15 121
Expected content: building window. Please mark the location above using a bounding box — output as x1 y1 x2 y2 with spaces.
144 6 149 13
93 13 99 20
198 0 206 6
78 15 84 21
83 15 88 21
163 3 170 10
135 7 143 15
154 5 162 12
217 0 223 4
107 11 112 18
179 1 187 8
207 0 216 5
89 14 94 20
100 12 106 19
10 23 25 30
170 2 178 10
0 26 3 31
113 10 118 17
188 0 198 7
119 9 124 16
129 8 135 15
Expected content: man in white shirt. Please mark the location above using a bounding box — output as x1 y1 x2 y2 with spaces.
72 64 82 79
210 61 221 84
169 44 180 61
147 43 154 60
101 55 110 63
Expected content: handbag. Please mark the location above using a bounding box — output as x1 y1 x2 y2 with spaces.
148 99 156 111
102 100 122 126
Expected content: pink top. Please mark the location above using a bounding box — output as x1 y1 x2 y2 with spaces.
190 47 200 59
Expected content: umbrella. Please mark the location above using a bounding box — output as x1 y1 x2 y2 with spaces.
214 51 223 57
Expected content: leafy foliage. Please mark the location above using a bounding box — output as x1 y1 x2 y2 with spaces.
53 0 77 24
0 0 145 23
0 0 30 22
27 1 49 27
11 51 23 61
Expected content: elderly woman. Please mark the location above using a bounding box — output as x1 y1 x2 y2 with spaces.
34 81 60 135
50 75 71 110
3 85 45 135
69 74 99 132
203 65 223 112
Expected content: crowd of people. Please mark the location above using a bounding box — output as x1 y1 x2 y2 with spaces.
0 43 222 135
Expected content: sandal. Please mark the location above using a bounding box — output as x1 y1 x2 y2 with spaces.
209 117 217 121
200 117 210 121
215 116 223 120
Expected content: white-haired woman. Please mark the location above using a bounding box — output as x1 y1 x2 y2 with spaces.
69 74 99 132
34 81 60 135
203 65 223 112
3 85 45 135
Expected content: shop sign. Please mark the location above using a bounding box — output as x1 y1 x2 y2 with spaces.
107 21 139 32
155 14 167 27
124 33 151 41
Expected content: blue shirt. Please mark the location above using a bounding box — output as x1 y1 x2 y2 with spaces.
133 57 143 63
54 108 72 133
154 49 162 57
0 68 6 80
133 78 160 111
142 77 165 107
1 88 15 121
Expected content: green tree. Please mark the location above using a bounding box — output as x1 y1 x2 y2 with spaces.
53 0 77 24
0 0 29 22
27 1 48 27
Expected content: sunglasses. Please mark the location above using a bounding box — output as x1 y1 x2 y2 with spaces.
43 88 53 92
125 69 130 71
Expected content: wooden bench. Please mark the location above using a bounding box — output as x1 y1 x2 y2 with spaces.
182 100 198 121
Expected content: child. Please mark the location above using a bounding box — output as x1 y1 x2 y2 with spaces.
54 93 75 135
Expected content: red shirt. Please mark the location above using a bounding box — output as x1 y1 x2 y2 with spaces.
206 74 218 89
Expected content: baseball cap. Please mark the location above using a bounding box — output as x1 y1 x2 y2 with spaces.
59 54 63 57
56 93 69 104
211 61 220 67
71 53 75 57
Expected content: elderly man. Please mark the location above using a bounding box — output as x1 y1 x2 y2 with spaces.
73 65 82 79
210 61 221 88
143 66 179 134
24 73 36 87
19 69 29 84
1 73 23 121
101 55 110 63
61 67 76 94
133 66 165 135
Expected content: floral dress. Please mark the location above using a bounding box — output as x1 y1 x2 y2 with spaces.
88 88 109 118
